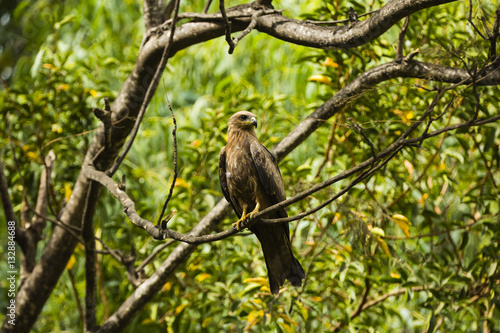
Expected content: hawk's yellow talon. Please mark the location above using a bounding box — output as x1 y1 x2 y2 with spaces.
232 204 260 231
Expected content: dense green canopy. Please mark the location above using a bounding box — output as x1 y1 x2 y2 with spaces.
1 0 499 332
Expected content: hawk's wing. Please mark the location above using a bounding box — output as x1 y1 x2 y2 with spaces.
249 141 288 220
218 146 242 218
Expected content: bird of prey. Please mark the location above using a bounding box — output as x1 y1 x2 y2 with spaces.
218 111 305 294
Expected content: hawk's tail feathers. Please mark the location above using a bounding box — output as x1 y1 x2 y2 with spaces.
253 224 305 295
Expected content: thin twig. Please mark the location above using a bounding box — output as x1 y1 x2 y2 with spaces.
230 10 283 52
396 16 410 61
67 269 85 325
347 117 377 164
135 240 175 274
156 93 178 228
202 0 213 14
107 0 181 176
314 115 338 178
219 0 236 53
468 0 487 40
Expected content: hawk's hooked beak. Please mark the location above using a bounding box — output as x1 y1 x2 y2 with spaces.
250 117 257 128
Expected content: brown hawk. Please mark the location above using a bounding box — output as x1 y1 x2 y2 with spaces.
219 111 305 294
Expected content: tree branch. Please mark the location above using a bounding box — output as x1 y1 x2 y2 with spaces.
82 182 101 333
156 95 178 228
219 0 236 53
143 0 165 31
396 15 410 60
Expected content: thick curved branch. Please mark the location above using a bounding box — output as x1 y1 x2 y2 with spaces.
143 0 165 31
253 0 456 49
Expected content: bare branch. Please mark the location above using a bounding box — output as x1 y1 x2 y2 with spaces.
468 0 488 40
253 0 456 49
143 0 165 30
361 286 426 311
203 0 213 14
156 94 178 228
396 15 410 60
304 10 377 25
219 0 236 53
82 182 101 332
489 5 500 59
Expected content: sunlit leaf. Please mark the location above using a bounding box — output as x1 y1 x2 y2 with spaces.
308 74 333 85
174 304 188 315
392 214 411 237
66 255 76 270
376 236 392 257
321 57 339 68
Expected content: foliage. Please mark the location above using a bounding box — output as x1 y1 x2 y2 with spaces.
1 0 499 332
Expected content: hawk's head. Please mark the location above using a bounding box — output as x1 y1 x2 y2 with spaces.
228 111 258 130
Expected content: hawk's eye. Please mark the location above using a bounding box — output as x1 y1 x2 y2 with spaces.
239 115 247 120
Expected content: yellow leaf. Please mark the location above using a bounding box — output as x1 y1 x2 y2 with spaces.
190 139 201 147
368 225 385 237
252 299 263 305
89 89 98 97
196 273 211 282
51 123 63 133
202 317 212 328
310 296 322 302
42 63 56 70
243 277 268 285
278 313 297 326
419 193 428 205
321 57 339 68
392 214 411 238
260 285 271 293
174 178 189 188
308 74 333 86
174 304 188 315
26 151 38 161
247 310 264 324
64 183 73 202
66 254 76 270
278 322 295 333
57 84 70 91
376 236 392 257
162 282 171 292
392 109 413 125
390 272 400 279
295 301 308 321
